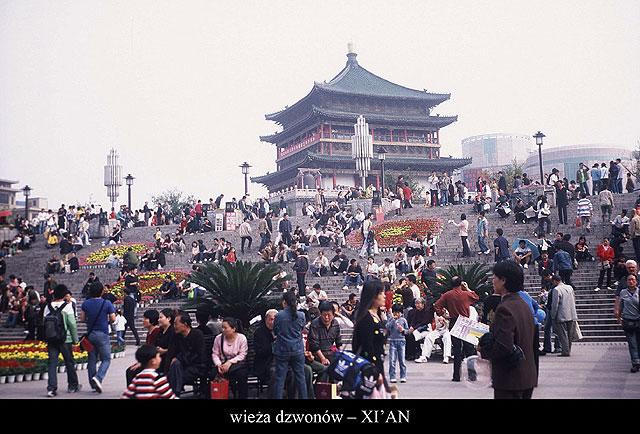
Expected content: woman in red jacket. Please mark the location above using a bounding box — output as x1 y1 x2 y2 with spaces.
595 238 615 292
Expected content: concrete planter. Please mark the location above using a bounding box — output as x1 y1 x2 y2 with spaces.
15 374 23 382
0 376 6 384
58 366 66 373
24 373 33 381
83 363 88 370
32 372 41 381
6 375 15 383
41 373 48 380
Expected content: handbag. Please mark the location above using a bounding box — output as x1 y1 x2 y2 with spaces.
622 319 640 333
575 217 582 227
79 299 106 352
315 382 338 399
210 377 229 400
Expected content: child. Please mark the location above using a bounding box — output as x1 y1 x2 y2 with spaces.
225 247 237 265
385 304 409 383
113 310 127 347
122 344 177 399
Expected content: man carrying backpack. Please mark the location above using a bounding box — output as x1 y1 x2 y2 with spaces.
44 284 80 397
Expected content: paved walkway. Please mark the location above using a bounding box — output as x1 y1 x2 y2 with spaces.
0 343 637 399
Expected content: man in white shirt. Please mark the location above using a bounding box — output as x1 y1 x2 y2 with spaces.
310 251 329 277
415 312 452 364
306 224 319 245
307 284 328 309
407 274 421 300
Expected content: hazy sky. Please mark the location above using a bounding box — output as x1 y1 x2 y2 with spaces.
1 0 639 208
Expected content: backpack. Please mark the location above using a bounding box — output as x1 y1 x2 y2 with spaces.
328 350 378 399
44 301 68 343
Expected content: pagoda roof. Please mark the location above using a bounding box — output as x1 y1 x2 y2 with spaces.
265 51 451 124
251 153 471 185
260 106 457 143
317 53 450 102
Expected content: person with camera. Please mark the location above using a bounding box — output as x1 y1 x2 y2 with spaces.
479 260 537 399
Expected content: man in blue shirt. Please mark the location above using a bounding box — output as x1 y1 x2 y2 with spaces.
493 228 510 262
553 248 573 286
80 282 116 393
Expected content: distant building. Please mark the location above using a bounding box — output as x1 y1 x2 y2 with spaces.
461 133 534 188
16 197 49 220
523 145 633 184
0 179 20 210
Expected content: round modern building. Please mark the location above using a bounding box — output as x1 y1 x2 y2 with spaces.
461 133 533 188
523 144 633 183
462 133 534 168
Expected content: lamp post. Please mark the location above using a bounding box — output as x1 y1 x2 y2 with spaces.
125 174 134 213
533 131 545 185
378 147 387 197
352 115 373 188
240 162 251 196
22 185 32 220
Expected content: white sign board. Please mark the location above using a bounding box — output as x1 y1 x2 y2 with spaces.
450 316 490 346
214 213 224 232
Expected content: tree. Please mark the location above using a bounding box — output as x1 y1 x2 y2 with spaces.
631 138 640 182
187 260 286 330
151 189 195 220
384 173 425 199
482 159 524 194
432 263 492 302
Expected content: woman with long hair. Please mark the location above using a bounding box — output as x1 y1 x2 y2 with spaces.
449 213 471 257
272 290 307 399
352 280 387 379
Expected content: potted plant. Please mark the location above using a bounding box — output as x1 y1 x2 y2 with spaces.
6 371 16 383
15 366 24 382
188 260 284 331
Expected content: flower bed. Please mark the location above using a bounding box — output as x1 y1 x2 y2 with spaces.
346 218 442 249
0 341 125 381
109 270 189 301
80 242 153 266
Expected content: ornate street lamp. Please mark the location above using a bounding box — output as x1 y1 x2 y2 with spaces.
533 131 545 185
378 147 387 197
352 115 373 188
104 149 122 210
240 162 251 196
125 174 135 212
22 185 32 219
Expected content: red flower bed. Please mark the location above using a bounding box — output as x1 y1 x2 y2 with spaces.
347 218 442 249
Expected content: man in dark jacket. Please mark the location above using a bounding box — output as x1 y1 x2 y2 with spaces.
122 292 141 346
498 172 507 194
254 309 277 385
405 297 435 360
480 260 537 399
82 273 100 297
168 310 205 397
279 214 293 246
556 181 569 225
292 249 309 297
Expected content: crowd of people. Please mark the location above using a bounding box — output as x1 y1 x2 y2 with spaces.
1 158 639 399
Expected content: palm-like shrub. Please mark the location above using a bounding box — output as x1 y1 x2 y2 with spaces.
187 260 287 329
433 263 492 301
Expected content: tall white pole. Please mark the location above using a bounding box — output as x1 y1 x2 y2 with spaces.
352 115 373 188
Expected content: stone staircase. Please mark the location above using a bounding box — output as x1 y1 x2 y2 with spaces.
2 192 638 344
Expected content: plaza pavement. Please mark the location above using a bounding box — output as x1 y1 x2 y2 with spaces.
0 342 637 399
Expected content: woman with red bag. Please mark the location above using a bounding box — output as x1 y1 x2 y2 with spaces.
212 317 248 399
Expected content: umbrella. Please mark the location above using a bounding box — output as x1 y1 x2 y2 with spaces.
511 238 540 261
